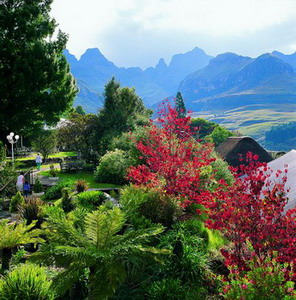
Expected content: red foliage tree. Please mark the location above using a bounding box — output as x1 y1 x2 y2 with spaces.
207 152 296 272
128 104 296 276
127 105 222 208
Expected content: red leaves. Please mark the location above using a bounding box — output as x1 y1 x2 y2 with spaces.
208 153 296 270
127 104 220 207
127 105 296 274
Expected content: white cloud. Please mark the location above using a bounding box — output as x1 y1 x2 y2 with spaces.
51 0 296 67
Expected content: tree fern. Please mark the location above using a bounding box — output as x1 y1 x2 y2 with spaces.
32 204 169 299
0 220 44 271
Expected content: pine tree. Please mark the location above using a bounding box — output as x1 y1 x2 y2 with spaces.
0 0 78 139
175 92 186 118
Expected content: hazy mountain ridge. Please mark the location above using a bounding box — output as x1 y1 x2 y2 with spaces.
65 48 296 142
64 47 212 112
179 52 296 110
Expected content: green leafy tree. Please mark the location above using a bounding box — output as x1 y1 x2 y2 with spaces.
32 205 168 299
57 112 100 162
0 0 77 139
32 129 57 160
207 125 234 146
75 105 86 115
190 118 218 139
98 77 151 153
0 220 44 271
175 92 186 118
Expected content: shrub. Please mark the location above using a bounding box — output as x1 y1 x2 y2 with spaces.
76 191 107 211
61 188 74 213
42 179 74 200
94 149 134 184
221 255 296 299
0 264 55 300
121 185 182 228
158 221 211 287
9 191 24 213
18 197 45 227
49 164 58 177
33 178 44 193
75 179 88 193
147 278 187 300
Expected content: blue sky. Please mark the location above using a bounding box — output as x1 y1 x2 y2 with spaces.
51 0 296 68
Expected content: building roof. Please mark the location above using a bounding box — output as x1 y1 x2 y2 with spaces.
216 136 272 167
267 150 296 211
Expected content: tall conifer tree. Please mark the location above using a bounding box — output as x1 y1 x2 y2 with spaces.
175 92 186 118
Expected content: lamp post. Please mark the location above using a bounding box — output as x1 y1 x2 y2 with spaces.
6 132 19 164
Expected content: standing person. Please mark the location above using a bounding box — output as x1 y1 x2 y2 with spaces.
16 172 24 193
23 180 31 197
36 153 42 171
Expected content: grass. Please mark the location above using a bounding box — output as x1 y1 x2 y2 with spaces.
15 163 60 172
39 170 121 189
194 103 296 140
15 152 77 161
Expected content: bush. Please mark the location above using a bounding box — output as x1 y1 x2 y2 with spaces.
9 191 24 213
49 164 58 177
221 255 296 299
76 191 107 211
94 149 134 185
18 197 45 227
61 188 74 213
42 179 74 200
33 178 44 193
75 179 88 193
147 278 187 300
0 264 55 300
121 185 182 228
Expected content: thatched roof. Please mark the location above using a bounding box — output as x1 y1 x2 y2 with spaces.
216 136 272 167
267 150 296 211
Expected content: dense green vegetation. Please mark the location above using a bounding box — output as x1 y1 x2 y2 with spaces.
265 121 296 150
0 0 77 140
0 1 295 298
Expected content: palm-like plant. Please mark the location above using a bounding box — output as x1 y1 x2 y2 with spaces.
32 205 169 299
0 220 44 271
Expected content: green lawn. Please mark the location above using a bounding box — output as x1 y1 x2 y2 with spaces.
15 163 60 172
15 151 77 161
39 170 121 189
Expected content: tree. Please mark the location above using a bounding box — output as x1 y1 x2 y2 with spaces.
207 153 296 270
98 77 151 153
0 0 77 140
32 205 168 299
32 129 57 160
175 92 186 118
57 112 100 162
190 118 218 139
127 105 226 208
207 125 233 146
75 105 86 115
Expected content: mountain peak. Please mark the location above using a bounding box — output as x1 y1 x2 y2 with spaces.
63 49 78 64
79 48 116 68
156 58 167 69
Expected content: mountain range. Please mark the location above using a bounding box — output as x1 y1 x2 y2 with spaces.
64 47 212 112
64 47 296 141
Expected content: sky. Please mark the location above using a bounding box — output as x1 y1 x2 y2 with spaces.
51 0 296 69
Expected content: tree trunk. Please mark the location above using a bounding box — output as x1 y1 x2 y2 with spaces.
1 248 12 271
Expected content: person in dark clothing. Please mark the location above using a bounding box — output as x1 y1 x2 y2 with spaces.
23 180 31 197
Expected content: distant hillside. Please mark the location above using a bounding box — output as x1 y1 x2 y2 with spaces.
178 52 296 141
64 47 296 146
265 121 296 151
64 48 212 113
